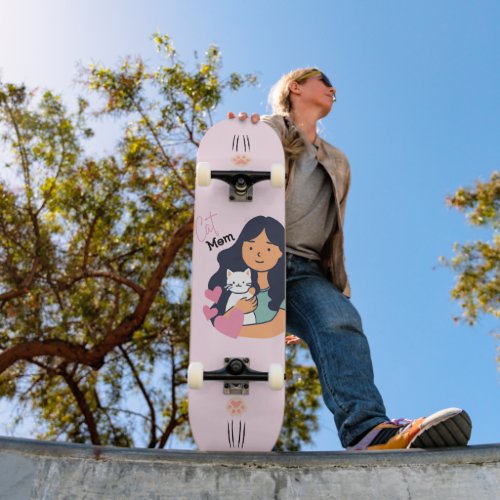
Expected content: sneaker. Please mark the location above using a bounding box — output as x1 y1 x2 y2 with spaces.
348 408 472 451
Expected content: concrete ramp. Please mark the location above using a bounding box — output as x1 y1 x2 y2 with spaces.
0 436 499 499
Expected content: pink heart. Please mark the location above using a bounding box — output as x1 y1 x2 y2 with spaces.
204 286 222 304
214 309 244 339
203 305 218 321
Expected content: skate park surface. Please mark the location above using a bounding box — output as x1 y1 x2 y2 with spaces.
1 436 499 499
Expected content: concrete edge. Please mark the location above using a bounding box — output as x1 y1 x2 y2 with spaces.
1 435 499 468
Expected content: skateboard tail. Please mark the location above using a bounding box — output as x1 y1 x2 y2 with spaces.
189 383 285 452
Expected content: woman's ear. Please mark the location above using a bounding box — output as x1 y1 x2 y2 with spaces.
288 81 301 96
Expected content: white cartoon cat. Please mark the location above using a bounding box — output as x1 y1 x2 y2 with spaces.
225 268 257 325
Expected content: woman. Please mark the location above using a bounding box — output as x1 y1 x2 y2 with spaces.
208 215 286 337
228 68 472 450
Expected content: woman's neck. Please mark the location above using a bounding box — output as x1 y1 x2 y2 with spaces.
258 272 269 289
289 108 320 143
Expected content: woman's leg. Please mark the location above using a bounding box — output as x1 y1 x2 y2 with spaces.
286 253 388 448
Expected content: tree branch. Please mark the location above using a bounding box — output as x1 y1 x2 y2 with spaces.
0 257 39 302
130 94 194 197
158 342 179 448
82 189 119 271
0 217 32 256
119 345 157 447
2 98 43 252
35 143 67 217
58 365 101 445
83 269 145 296
0 216 193 374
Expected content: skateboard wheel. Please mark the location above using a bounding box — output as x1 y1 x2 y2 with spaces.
268 363 284 390
270 164 285 188
188 362 204 389
196 162 211 186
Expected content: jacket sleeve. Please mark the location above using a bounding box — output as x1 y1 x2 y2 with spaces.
339 154 351 297
338 155 351 227
260 114 287 140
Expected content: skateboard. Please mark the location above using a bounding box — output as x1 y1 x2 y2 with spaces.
188 118 286 452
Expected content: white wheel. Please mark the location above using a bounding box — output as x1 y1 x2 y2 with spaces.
196 162 212 186
270 163 285 188
188 362 204 390
268 363 284 390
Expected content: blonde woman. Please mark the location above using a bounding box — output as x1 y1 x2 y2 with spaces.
228 68 472 450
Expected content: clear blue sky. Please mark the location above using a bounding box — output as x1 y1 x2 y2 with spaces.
0 0 498 450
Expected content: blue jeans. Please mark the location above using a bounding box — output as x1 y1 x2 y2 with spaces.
286 253 388 448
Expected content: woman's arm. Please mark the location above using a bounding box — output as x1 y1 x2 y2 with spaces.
224 296 257 317
238 309 285 339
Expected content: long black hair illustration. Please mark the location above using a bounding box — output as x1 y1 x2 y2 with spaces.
207 216 285 321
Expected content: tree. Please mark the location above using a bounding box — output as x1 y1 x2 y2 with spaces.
443 171 499 341
0 34 322 449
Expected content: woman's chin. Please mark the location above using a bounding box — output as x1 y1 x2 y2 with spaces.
253 263 272 272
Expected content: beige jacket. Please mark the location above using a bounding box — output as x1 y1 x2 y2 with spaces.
262 114 352 297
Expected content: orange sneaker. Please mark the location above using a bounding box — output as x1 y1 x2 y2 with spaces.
348 408 472 451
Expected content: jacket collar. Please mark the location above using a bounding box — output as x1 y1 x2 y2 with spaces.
283 114 338 177
314 136 338 178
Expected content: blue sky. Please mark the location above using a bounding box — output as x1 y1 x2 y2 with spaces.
0 0 498 450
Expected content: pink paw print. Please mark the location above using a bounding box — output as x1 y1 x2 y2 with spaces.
226 398 247 416
232 154 251 166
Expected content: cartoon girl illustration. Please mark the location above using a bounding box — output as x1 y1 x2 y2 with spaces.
206 216 285 339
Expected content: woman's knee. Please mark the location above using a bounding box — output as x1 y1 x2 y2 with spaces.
288 279 364 335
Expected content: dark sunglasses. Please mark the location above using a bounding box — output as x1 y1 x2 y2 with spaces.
319 72 333 88
296 70 334 89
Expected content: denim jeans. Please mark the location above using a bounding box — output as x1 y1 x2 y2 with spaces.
286 253 389 448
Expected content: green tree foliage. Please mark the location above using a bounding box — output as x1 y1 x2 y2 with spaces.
0 34 322 449
443 171 499 330
276 346 322 451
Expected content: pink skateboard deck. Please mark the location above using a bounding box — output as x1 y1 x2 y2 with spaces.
188 119 286 452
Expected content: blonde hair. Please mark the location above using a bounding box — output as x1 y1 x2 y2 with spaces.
268 67 319 167
268 67 319 115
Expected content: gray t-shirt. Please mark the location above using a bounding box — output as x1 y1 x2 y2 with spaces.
286 141 337 260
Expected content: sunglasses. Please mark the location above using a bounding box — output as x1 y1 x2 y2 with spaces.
295 70 336 103
296 70 334 89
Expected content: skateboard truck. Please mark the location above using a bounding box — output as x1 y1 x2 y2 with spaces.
188 357 285 394
212 171 270 202
211 357 266 395
196 163 286 202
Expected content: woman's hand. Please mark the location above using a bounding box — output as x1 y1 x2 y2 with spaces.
227 111 260 123
285 335 302 346
235 296 257 313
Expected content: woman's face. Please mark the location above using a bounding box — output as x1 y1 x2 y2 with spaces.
242 229 283 272
293 74 336 117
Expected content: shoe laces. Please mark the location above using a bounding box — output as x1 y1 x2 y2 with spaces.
389 418 415 426
349 417 422 450
385 418 417 435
